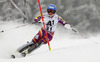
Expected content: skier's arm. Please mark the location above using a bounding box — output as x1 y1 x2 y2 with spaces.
34 14 41 22
58 16 72 29
58 16 67 26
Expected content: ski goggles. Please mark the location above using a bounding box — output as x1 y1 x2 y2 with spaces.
47 9 56 14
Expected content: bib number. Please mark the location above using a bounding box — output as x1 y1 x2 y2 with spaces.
46 20 54 32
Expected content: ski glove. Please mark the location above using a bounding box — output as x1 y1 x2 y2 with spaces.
38 19 48 23
64 24 72 29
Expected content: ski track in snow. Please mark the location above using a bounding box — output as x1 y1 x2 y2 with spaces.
0 21 100 62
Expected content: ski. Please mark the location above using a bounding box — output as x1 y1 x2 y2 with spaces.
11 53 27 59
11 55 16 59
10 51 27 59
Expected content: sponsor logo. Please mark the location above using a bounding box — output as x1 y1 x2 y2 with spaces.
49 6 54 9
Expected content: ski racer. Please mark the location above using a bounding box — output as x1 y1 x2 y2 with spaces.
17 4 72 57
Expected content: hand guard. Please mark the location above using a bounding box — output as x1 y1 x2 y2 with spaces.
64 24 72 29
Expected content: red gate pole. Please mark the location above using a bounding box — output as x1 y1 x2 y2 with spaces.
38 0 51 50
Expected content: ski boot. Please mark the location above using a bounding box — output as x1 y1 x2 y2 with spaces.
17 42 34 53
21 41 43 57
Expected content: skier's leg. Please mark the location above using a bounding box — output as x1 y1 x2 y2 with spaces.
21 31 54 57
27 41 43 54
31 28 54 44
21 41 43 57
21 29 54 56
32 28 54 44
17 42 34 53
41 32 54 44
17 29 42 53
20 30 43 54
26 32 54 54
32 30 42 44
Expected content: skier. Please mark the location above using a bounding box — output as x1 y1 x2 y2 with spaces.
17 4 72 57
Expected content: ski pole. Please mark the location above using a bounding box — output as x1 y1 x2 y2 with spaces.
64 24 98 44
0 24 28 33
72 28 87 38
0 22 38 33
71 28 98 44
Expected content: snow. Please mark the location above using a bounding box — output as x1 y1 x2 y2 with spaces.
0 21 100 62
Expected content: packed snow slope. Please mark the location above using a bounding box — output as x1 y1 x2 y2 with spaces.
0 21 100 62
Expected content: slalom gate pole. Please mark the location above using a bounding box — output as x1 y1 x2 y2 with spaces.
38 0 51 50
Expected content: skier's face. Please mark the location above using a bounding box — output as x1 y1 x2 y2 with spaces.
47 9 55 14
48 12 53 15
47 9 55 17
